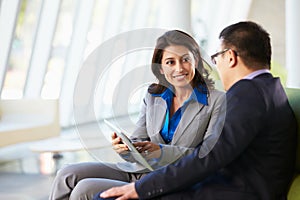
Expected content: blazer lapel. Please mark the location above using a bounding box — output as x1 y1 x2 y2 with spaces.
171 101 205 144
148 98 167 143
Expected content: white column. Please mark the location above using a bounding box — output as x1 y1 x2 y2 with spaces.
24 0 61 98
59 0 95 126
286 0 300 88
158 0 192 34
0 0 20 92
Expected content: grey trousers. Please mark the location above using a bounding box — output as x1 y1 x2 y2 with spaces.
49 162 144 200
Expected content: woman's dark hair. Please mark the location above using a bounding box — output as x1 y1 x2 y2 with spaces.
148 30 214 94
219 21 271 69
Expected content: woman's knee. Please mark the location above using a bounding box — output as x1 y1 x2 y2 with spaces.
56 164 72 176
56 162 94 180
53 163 85 189
70 178 128 200
69 179 99 200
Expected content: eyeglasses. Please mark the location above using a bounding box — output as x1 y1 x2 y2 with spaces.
210 48 230 65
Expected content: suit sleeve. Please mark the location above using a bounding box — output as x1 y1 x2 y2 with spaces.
135 81 266 199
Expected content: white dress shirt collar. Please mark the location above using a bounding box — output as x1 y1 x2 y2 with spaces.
243 69 271 80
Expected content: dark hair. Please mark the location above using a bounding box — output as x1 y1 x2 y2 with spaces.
219 21 271 69
148 30 214 94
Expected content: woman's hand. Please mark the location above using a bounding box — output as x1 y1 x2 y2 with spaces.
111 132 129 154
133 141 161 158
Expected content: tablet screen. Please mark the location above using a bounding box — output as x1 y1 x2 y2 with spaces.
104 119 154 171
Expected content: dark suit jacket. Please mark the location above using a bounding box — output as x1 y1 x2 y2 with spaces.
135 74 297 200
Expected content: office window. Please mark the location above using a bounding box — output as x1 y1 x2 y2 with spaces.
1 0 42 99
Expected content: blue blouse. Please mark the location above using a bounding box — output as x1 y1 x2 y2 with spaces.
152 85 208 143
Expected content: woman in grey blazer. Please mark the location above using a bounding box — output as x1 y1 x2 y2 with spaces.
49 30 226 200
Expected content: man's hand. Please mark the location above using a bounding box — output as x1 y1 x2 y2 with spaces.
100 183 138 200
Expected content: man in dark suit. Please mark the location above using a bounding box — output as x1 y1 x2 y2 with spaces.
97 21 297 200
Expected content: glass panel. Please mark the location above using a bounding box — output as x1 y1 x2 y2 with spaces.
1 0 42 99
41 0 77 99
85 0 110 57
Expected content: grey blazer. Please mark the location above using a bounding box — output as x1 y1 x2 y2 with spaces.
117 88 226 172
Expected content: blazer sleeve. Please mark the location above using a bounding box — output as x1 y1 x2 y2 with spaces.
117 92 150 163
130 92 152 140
135 81 266 199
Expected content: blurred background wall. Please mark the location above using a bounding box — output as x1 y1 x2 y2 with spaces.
0 0 299 129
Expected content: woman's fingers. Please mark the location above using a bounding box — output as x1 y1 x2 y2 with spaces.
133 141 147 152
133 141 159 152
113 143 129 153
112 136 122 145
111 132 129 153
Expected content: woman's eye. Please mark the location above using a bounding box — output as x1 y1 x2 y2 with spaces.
183 57 191 62
166 60 174 65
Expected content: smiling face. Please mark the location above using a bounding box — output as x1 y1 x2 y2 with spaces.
160 45 196 89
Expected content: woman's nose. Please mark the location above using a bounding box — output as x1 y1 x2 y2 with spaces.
175 63 183 72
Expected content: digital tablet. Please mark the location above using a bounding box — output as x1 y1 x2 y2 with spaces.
104 119 154 171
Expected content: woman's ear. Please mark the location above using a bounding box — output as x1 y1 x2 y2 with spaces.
194 60 198 69
160 68 164 74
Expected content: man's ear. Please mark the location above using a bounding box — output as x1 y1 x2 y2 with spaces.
228 49 237 68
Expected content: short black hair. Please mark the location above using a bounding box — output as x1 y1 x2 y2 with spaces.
219 21 271 69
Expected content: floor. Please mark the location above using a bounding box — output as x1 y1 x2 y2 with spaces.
0 119 133 200
0 170 55 200
0 143 98 200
